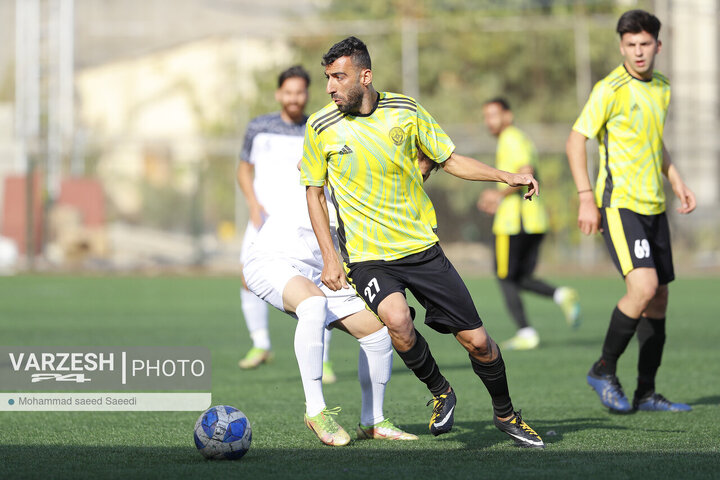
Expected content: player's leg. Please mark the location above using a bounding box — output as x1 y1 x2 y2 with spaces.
282 275 351 446
331 307 417 440
453 326 544 448
495 234 539 350
238 223 271 369
321 328 336 384
632 214 690 412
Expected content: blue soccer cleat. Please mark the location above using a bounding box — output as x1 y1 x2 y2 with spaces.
634 393 692 412
587 367 632 413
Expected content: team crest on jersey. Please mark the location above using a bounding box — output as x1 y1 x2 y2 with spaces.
389 127 405 146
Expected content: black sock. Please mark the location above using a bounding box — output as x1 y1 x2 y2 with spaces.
498 279 529 329
518 276 556 297
470 351 514 418
594 306 640 376
635 316 666 400
396 329 449 396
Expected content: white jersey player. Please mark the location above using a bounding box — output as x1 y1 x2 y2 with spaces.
242 156 437 446
236 66 334 380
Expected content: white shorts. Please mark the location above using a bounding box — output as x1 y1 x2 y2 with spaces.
243 217 367 327
240 222 261 264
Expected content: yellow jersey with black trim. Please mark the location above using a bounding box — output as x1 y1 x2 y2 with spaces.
492 125 549 235
300 92 455 263
573 64 670 215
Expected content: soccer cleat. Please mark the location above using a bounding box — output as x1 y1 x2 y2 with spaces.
556 287 581 329
494 410 545 449
238 347 273 369
304 407 351 446
500 329 540 351
633 392 692 412
356 419 419 441
322 361 337 384
426 388 456 436
586 367 632 413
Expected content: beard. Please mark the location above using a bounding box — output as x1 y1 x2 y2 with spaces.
336 84 364 114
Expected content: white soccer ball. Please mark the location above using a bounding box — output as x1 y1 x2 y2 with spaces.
194 405 252 460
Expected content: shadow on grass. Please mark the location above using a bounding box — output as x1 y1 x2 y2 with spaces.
1 441 718 480
690 395 720 406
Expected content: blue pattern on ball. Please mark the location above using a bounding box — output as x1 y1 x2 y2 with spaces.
224 405 238 415
193 431 204 449
223 417 247 442
201 410 218 438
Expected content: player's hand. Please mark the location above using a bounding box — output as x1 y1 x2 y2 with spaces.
506 173 539 200
477 189 501 214
578 195 602 235
249 205 268 229
321 257 349 291
672 182 696 214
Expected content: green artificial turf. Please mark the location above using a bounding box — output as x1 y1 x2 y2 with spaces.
0 274 718 479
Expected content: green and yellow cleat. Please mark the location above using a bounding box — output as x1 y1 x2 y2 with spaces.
556 287 581 329
501 330 540 351
238 347 274 369
356 419 418 440
304 407 351 446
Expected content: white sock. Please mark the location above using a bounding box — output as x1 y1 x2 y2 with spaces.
294 296 328 417
241 288 270 350
357 326 392 426
553 287 567 304
323 328 332 363
517 326 538 338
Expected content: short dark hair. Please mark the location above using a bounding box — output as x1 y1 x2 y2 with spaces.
278 65 310 89
484 97 511 111
616 10 661 40
321 36 371 70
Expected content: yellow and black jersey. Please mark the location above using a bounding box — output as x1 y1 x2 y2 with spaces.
300 92 455 263
493 125 549 235
573 64 670 215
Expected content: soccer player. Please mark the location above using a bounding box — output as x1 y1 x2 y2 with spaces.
243 160 425 446
566 10 696 413
236 65 335 382
301 36 545 448
478 98 580 350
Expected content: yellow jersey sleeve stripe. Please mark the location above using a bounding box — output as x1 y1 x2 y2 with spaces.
605 207 634 275
495 234 510 279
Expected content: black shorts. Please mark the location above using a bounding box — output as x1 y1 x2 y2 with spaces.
494 233 544 281
600 207 675 284
347 243 483 334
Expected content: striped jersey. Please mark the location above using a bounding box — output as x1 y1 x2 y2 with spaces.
573 64 670 215
240 112 307 218
492 125 549 235
300 92 455 263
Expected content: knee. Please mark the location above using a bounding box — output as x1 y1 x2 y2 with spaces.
634 282 659 307
461 330 492 358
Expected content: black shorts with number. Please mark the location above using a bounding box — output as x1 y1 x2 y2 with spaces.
494 233 544 281
346 243 483 334
600 207 675 284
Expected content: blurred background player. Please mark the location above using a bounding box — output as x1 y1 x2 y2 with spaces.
567 10 696 413
478 98 580 350
242 159 430 446
237 65 335 382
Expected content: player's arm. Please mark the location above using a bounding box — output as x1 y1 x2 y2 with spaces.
237 160 266 228
477 164 533 215
440 152 538 199
566 129 602 235
661 144 696 214
306 186 348 291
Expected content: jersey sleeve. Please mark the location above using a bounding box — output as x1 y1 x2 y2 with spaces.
300 121 327 187
239 119 259 163
415 103 455 163
573 81 614 139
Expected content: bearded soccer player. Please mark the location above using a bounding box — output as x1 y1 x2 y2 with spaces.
236 65 335 382
566 10 696 413
301 36 544 448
